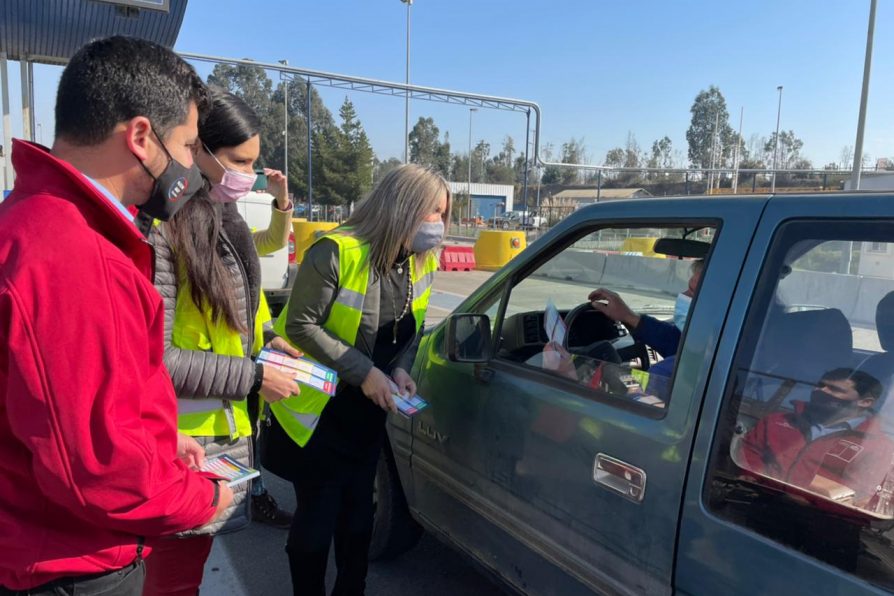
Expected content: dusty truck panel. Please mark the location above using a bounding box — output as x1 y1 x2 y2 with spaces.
378 192 894 595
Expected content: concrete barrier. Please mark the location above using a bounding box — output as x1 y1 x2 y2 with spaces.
535 249 692 296
292 221 338 264
539 248 894 328
474 230 526 271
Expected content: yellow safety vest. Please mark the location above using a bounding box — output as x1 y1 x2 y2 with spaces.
271 229 438 447
173 278 270 440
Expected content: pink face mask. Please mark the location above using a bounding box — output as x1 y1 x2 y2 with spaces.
205 145 257 203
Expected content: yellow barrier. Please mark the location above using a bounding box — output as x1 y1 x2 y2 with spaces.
619 237 665 258
292 220 338 264
474 230 527 271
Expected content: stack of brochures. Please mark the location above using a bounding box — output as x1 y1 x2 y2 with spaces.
257 348 339 396
387 380 429 417
200 454 260 488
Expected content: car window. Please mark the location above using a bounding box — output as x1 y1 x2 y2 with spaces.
708 220 894 592
494 224 715 411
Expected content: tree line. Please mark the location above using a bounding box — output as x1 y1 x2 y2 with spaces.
209 64 865 204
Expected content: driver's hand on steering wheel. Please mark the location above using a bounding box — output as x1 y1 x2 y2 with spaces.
543 341 577 380
588 288 641 330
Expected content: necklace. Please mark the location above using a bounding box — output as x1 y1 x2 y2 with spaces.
396 255 410 275
391 266 414 344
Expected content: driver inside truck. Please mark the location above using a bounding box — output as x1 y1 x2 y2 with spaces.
541 259 704 401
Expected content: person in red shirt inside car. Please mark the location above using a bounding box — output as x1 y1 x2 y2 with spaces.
0 37 233 595
740 367 893 507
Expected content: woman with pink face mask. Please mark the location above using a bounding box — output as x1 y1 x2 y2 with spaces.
143 88 300 596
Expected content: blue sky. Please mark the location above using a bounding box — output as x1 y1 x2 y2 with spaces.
9 0 894 171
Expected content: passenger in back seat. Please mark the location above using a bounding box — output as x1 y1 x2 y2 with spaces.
739 367 893 508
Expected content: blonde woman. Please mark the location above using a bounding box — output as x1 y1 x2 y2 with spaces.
263 164 449 595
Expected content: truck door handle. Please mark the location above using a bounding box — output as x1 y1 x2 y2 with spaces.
593 453 647 503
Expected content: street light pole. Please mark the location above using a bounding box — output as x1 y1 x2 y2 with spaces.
401 0 413 164
771 85 783 193
732 106 743 194
851 0 877 191
468 107 477 223
278 60 289 189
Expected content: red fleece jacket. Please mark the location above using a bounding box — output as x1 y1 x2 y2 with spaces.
0 140 216 590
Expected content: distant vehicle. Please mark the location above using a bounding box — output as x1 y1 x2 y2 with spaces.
236 190 294 316
491 210 545 230
371 192 894 595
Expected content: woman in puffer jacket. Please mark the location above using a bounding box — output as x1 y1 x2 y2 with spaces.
142 88 301 596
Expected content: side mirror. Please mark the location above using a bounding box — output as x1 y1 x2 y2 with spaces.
446 314 492 363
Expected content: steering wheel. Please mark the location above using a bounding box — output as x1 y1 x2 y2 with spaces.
563 302 651 371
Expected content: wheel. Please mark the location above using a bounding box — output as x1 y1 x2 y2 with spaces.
368 445 422 561
501 221 510 229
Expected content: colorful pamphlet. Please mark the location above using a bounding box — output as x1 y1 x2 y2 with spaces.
388 379 429 417
544 299 567 346
200 454 260 488
257 348 339 396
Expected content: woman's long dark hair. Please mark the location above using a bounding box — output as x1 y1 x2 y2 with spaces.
164 87 261 331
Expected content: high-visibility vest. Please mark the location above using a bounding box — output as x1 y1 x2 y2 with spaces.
271 229 437 447
173 278 270 440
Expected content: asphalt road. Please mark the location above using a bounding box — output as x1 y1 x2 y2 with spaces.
202 269 503 595
201 473 505 595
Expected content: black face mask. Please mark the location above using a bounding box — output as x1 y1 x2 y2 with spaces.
134 126 203 222
805 389 863 425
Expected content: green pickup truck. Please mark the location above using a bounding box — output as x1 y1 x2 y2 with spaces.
370 192 894 595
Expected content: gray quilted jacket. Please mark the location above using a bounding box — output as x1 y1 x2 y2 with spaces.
149 223 258 536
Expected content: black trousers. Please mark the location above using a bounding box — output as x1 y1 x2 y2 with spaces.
0 559 144 596
282 431 381 596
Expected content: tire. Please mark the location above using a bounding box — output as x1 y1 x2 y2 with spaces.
501 221 509 229
368 445 423 561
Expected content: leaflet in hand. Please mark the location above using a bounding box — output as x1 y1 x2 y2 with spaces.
257 348 338 396
544 298 567 346
388 379 429 417
200 454 260 488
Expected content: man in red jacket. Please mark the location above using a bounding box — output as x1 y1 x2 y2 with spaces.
740 367 893 509
0 37 233 595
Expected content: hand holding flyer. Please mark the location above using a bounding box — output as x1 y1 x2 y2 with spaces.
199 454 260 488
257 348 339 396
544 298 567 346
387 379 429 417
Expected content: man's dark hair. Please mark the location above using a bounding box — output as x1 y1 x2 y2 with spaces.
55 36 210 146
822 367 883 400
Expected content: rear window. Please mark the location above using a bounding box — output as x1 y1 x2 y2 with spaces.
708 220 894 590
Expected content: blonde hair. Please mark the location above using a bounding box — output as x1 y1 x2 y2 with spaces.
344 164 451 275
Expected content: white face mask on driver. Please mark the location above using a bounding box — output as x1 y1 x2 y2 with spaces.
673 293 692 331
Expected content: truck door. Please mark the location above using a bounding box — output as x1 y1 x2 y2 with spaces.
678 194 894 594
411 198 765 595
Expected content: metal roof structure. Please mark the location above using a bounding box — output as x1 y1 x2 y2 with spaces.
1 0 187 64
552 188 653 201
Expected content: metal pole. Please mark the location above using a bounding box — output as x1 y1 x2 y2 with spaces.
27 61 35 140
20 59 32 142
851 0 877 191
535 164 542 224
401 0 413 163
771 85 783 193
468 107 476 223
279 60 289 190
596 169 602 200
307 79 313 220
732 106 743 194
522 108 530 229
709 111 719 194
0 52 12 189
